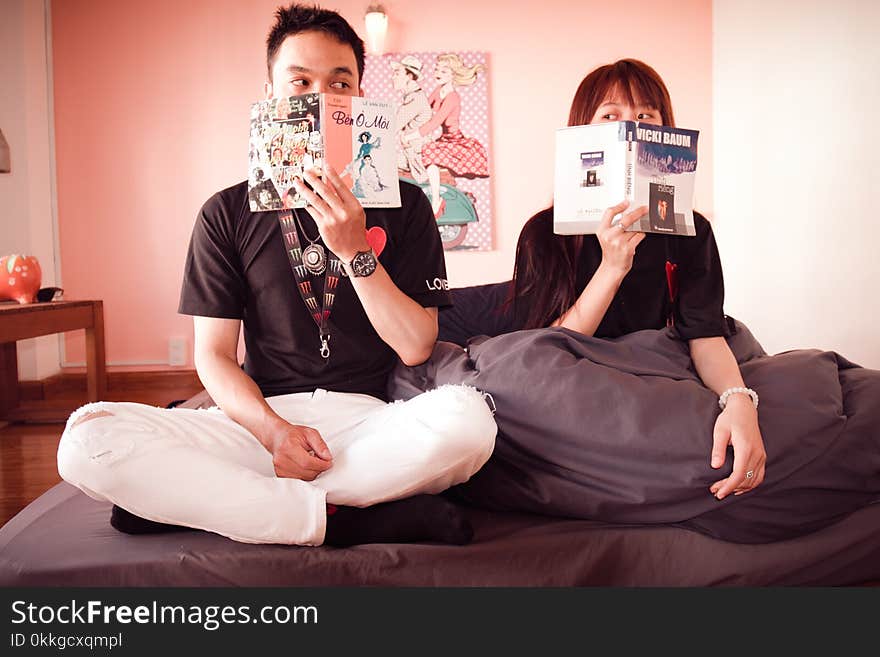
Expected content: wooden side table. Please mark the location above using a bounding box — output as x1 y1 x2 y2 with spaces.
0 300 106 423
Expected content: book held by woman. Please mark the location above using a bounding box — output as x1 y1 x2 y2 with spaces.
554 121 699 236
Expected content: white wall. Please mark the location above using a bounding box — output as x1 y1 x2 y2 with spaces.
713 0 880 368
0 0 61 380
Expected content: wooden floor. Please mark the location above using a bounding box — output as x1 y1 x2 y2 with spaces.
0 376 203 528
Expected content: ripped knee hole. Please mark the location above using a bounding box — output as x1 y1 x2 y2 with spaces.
70 410 114 430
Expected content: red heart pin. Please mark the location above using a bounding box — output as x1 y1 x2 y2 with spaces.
366 226 387 257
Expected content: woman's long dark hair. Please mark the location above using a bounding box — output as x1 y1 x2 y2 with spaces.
510 59 675 329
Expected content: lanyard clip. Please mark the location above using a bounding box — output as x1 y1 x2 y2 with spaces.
319 334 330 360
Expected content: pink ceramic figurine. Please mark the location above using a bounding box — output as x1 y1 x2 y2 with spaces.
1 254 42 304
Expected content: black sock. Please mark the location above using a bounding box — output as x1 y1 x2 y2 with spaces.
110 496 475 545
323 494 474 547
110 505 193 535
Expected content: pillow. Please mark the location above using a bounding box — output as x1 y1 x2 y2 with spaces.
438 281 518 346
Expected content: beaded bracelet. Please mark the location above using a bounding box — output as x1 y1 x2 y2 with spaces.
718 386 759 410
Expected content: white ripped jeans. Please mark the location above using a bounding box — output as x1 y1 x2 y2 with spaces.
56 385 496 546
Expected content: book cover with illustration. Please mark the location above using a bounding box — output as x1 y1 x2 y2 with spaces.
247 93 400 212
553 121 699 236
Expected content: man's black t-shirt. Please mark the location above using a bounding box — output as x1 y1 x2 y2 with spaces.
438 209 728 346
179 180 451 401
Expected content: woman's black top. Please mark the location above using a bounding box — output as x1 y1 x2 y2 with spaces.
439 209 731 346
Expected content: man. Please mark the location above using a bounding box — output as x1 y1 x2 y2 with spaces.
57 3 496 547
390 55 432 182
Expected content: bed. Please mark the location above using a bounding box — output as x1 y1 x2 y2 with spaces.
2 480 879 586
2 283 879 586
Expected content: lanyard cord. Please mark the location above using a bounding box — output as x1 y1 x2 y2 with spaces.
277 209 344 359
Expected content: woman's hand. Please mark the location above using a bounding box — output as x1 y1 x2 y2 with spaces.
708 395 767 499
596 200 647 276
553 201 647 335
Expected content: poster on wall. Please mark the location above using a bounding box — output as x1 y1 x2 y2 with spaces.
362 51 493 251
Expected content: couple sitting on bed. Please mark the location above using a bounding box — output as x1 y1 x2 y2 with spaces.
56 3 879 548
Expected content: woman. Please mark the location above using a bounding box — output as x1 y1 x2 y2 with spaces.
410 64 880 546
354 154 388 197
402 53 489 218
444 59 765 501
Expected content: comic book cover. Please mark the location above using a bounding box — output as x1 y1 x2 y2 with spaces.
247 93 400 212
553 121 699 236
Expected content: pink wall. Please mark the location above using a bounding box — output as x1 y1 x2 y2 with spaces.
52 0 712 368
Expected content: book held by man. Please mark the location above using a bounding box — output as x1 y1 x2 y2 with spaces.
553 121 699 236
247 93 400 212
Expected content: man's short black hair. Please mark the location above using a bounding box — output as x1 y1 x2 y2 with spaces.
266 3 365 83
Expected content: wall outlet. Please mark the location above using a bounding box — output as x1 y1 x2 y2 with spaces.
168 337 187 366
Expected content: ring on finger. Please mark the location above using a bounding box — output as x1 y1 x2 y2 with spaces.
745 470 754 479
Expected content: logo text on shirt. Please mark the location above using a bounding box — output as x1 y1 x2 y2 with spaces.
426 277 449 291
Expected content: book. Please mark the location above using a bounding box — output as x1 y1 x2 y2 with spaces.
247 93 401 212
553 121 699 236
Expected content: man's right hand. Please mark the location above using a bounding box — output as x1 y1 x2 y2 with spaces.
266 421 333 480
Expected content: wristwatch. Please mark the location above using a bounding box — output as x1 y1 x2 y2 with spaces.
344 248 377 278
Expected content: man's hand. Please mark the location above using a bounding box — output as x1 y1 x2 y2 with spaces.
708 395 766 499
266 421 334 481
294 165 371 263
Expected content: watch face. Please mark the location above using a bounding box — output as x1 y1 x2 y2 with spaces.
351 250 377 277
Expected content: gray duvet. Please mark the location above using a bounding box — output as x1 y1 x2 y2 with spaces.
388 321 880 543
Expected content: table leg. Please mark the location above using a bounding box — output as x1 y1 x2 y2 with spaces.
0 342 19 418
85 301 107 401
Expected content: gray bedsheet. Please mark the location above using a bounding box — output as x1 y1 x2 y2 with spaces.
4 320 878 586
389 321 880 544
2 482 879 586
